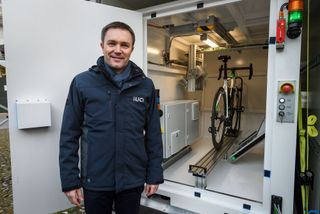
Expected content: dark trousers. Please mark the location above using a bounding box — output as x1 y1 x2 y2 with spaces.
83 186 144 214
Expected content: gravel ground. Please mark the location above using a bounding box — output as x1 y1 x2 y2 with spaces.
54 206 85 214
0 128 13 214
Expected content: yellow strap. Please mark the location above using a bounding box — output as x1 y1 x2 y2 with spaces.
298 90 308 213
308 115 317 125
308 115 318 137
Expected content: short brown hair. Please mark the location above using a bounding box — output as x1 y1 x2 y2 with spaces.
101 21 135 46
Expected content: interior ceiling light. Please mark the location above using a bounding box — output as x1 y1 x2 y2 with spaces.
197 16 238 46
147 47 160 55
200 33 219 48
166 16 237 47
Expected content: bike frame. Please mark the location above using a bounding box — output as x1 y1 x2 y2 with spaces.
221 76 236 119
214 55 253 134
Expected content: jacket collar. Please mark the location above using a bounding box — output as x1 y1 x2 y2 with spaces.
90 56 146 90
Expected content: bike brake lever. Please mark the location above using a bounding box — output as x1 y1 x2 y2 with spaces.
249 64 253 80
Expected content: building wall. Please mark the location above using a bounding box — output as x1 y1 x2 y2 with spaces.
3 1 143 213
0 28 3 45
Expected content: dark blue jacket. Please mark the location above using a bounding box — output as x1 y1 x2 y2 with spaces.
59 56 163 192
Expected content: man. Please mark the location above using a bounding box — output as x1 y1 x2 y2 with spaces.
59 21 163 214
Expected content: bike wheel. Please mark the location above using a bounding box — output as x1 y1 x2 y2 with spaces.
210 87 226 150
230 88 241 135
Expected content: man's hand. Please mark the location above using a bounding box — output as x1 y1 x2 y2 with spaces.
65 188 83 207
144 184 159 197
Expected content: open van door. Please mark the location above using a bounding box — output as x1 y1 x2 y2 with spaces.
2 0 143 213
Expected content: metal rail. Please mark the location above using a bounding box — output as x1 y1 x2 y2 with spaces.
188 136 236 188
162 146 192 170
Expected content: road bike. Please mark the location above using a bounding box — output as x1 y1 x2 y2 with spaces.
208 55 253 150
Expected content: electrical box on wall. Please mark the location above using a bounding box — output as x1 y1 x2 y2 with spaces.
160 100 200 159
16 99 51 129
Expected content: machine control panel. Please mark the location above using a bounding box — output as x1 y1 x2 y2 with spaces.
276 81 296 123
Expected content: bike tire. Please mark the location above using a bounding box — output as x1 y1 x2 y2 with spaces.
210 87 226 150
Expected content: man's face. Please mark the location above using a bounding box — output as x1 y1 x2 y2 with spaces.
100 28 134 73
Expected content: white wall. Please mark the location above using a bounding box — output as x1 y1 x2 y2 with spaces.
147 27 167 65
264 1 302 213
2 0 142 213
203 48 268 113
147 27 269 132
0 27 3 45
147 25 188 102
148 70 185 102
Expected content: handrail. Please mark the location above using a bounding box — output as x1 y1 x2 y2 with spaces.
0 104 8 111
0 118 8 126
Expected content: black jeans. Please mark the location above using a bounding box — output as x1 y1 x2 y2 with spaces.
83 186 144 214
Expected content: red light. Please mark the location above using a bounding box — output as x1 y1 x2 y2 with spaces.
288 0 303 11
280 83 294 94
276 19 286 44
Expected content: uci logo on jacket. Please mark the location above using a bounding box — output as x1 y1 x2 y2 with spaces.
133 96 144 103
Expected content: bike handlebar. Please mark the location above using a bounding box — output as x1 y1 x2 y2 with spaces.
217 55 253 80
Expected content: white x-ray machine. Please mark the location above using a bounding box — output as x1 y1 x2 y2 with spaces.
3 0 301 213
141 1 301 213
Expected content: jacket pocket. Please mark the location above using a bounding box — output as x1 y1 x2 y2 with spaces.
84 88 114 122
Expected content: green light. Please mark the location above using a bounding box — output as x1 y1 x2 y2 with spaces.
288 11 302 23
231 156 236 161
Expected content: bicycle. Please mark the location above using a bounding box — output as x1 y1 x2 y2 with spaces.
208 55 253 150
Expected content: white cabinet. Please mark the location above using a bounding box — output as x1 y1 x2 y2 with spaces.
186 101 200 145
160 100 199 159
